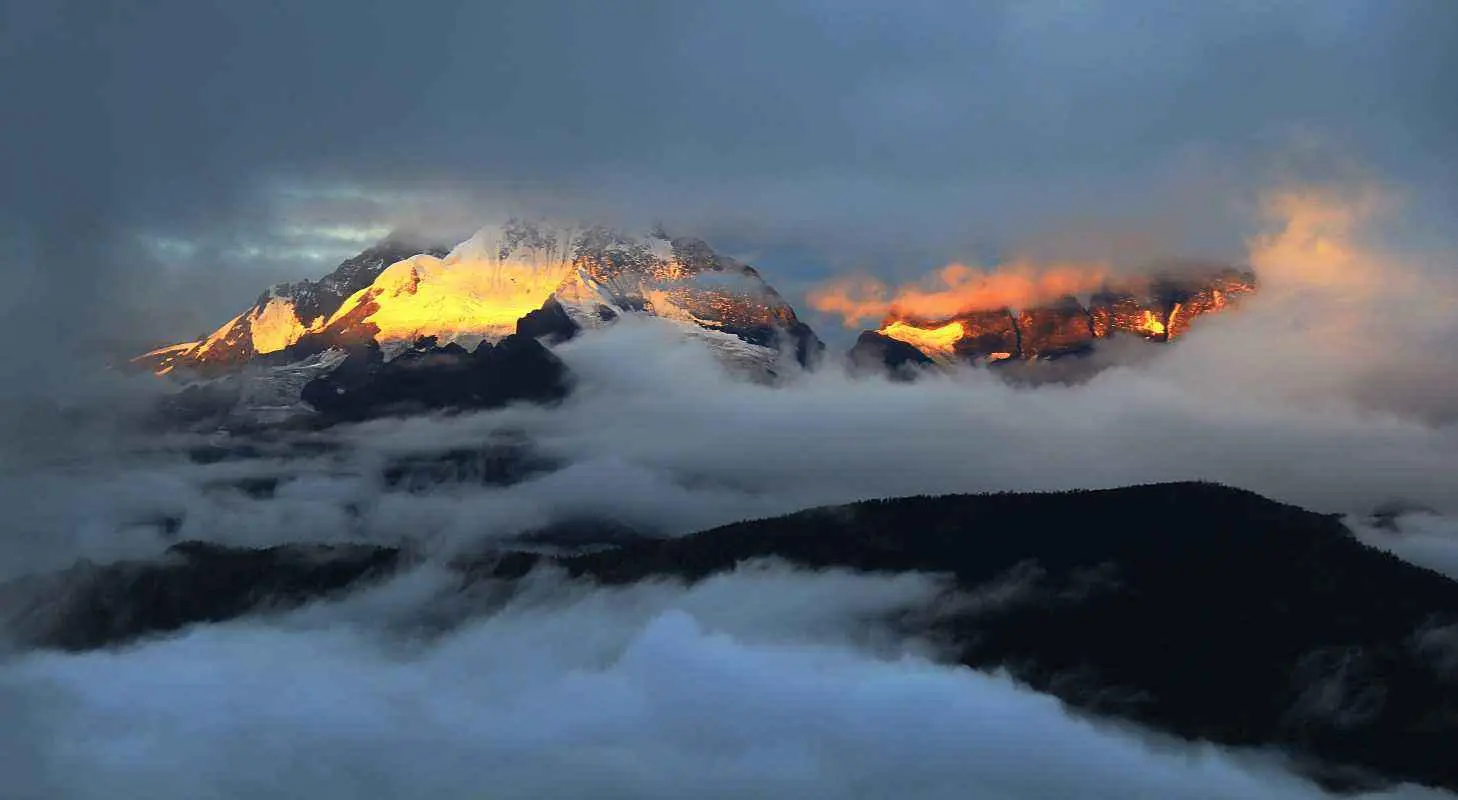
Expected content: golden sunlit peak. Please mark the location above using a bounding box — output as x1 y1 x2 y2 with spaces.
323 253 574 346
879 319 966 359
135 341 198 359
1134 310 1166 337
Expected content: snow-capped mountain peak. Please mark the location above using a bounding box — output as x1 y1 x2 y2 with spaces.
319 249 571 354
133 223 824 381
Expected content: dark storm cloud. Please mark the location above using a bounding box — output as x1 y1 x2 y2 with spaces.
2 0 1457 347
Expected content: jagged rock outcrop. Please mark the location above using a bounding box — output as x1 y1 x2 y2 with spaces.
299 333 571 422
953 309 1023 361
847 330 934 378
851 266 1255 372
1164 268 1257 339
514 297 581 345
1015 295 1096 359
1088 287 1156 339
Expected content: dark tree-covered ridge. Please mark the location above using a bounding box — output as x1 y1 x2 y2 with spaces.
6 482 1458 793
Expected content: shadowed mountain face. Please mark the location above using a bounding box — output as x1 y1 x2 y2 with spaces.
7 482 1456 794
146 326 573 432
850 267 1256 373
297 332 571 423
848 330 935 380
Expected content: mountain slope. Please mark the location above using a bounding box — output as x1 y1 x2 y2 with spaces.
551 225 823 367
136 223 823 380
135 235 451 376
850 266 1256 372
10 482 1458 793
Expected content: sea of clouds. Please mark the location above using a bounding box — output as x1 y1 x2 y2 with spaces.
2 184 1457 797
2 564 1452 800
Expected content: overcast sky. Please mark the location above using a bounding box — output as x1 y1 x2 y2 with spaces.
2 0 1456 349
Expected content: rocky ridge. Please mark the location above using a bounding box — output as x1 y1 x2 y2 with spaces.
850 266 1256 373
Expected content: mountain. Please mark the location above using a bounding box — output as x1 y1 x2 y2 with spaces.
8 482 1457 793
135 235 452 376
130 223 824 429
135 223 824 380
849 265 1256 373
298 333 571 422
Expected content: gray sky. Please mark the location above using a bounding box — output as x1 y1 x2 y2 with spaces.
3 0 1457 351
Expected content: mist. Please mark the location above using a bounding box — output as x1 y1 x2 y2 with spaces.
4 181 1458 579
5 202 1458 800
1 564 1450 800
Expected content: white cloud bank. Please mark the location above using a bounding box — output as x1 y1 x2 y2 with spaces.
2 565 1447 800
2 183 1458 798
5 185 1458 577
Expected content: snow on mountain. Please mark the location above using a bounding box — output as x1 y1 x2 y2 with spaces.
131 223 825 427
135 235 451 376
319 227 575 355
136 222 823 380
550 224 823 369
